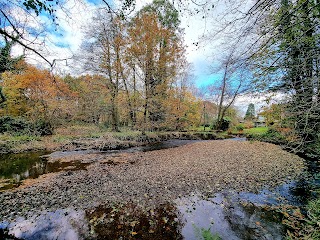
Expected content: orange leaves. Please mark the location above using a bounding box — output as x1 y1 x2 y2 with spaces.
1 64 72 120
127 12 175 62
8 65 70 101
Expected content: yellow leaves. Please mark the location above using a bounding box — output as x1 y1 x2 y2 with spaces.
130 220 138 227
1 64 72 120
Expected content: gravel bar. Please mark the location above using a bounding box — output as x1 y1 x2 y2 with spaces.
0 140 305 220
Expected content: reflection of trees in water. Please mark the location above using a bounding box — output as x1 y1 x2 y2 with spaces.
0 151 90 190
224 200 284 239
86 202 184 239
289 158 320 204
0 152 47 180
0 152 48 190
289 179 312 204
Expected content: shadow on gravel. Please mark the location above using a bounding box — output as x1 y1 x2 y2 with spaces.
86 203 183 240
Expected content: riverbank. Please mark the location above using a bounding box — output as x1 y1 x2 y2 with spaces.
0 126 222 153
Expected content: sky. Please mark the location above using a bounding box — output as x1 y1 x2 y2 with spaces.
6 0 273 116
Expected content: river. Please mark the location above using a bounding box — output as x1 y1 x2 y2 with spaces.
0 138 317 239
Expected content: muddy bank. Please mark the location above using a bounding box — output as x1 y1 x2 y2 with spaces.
0 140 305 223
0 131 221 154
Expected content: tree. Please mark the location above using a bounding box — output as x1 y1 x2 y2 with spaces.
0 64 71 124
208 48 248 131
0 38 24 104
204 0 319 151
81 10 126 131
127 2 186 131
260 104 286 127
63 74 110 124
276 0 320 145
0 0 59 66
244 0 320 150
244 103 255 121
0 0 138 67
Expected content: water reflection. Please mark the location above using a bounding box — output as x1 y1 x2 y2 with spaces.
177 192 284 240
0 139 316 239
0 152 90 190
0 191 288 240
3 209 88 240
0 176 314 239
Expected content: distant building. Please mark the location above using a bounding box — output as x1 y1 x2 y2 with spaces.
254 115 266 127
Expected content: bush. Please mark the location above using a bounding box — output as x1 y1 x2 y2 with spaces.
0 116 53 136
211 117 231 131
244 121 254 129
33 120 53 136
0 116 30 134
235 124 244 131
220 117 231 131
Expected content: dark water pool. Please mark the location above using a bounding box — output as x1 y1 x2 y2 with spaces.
0 151 92 191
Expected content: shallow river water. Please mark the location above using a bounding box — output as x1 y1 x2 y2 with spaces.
0 139 318 239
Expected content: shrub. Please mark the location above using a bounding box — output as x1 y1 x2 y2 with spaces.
235 124 244 131
0 116 30 134
0 116 53 136
33 120 53 136
244 121 254 129
211 117 231 131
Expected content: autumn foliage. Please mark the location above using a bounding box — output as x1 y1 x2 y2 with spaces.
0 2 202 133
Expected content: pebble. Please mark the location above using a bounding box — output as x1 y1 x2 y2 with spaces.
0 140 305 221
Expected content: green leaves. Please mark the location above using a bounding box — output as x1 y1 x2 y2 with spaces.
22 0 57 16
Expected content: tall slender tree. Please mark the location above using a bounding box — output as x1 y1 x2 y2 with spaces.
244 103 255 121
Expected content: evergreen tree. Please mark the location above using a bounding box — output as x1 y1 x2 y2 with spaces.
277 0 320 144
244 103 255 121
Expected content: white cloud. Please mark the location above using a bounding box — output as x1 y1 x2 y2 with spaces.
234 92 287 117
5 0 98 73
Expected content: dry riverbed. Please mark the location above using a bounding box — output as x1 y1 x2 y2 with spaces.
0 140 305 222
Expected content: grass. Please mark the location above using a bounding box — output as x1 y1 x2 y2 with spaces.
224 127 269 136
243 127 269 135
189 126 214 132
0 133 41 142
193 225 221 240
